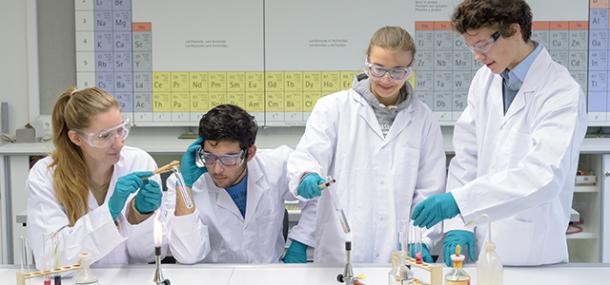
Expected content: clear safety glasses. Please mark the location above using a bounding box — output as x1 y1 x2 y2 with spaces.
365 59 412 81
466 31 501 54
76 119 131 148
195 149 246 168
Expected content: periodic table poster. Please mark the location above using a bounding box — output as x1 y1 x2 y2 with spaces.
75 0 597 127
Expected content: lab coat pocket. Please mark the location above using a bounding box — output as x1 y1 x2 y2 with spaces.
492 217 536 265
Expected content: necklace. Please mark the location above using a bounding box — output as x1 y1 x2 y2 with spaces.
89 180 110 205
90 180 109 191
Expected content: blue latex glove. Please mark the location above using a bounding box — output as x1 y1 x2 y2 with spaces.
283 239 308 263
443 230 476 267
108 171 151 220
412 193 460 228
181 136 207 187
134 179 162 214
296 173 326 199
408 243 434 263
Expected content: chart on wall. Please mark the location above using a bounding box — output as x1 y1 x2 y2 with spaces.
75 0 595 127
413 0 589 124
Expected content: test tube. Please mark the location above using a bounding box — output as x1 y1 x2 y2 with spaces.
52 233 63 284
416 227 423 264
324 177 351 234
337 208 351 234
19 236 29 272
407 223 423 263
318 176 336 190
399 221 409 253
42 233 53 284
172 168 194 209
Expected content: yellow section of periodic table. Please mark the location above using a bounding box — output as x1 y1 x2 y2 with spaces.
151 71 357 114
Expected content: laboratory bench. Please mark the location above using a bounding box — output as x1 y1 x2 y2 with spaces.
2 129 610 264
1 263 610 285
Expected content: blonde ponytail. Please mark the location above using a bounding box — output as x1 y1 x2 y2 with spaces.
49 87 119 225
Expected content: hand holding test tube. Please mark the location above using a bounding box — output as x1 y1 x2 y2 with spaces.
144 160 195 209
172 167 194 209
318 176 336 190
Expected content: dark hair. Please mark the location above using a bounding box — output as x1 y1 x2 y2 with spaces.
451 0 532 42
198 104 258 149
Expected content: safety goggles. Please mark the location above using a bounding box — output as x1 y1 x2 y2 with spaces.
195 149 246 168
76 118 131 148
466 31 501 54
365 59 412 81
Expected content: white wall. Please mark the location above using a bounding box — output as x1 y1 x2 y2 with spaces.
0 0 31 135
0 0 303 147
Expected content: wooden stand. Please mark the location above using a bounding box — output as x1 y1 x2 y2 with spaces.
405 256 443 285
16 264 81 285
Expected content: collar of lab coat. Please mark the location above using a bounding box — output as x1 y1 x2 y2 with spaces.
350 84 416 144
206 156 267 226
498 45 552 127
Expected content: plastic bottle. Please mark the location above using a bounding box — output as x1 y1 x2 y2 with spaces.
476 220 503 285
75 252 98 285
445 245 471 285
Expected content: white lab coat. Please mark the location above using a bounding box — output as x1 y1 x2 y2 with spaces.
444 47 587 265
168 146 317 264
288 86 446 264
26 146 161 269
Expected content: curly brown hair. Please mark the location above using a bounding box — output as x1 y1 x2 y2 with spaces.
198 104 258 150
451 0 532 42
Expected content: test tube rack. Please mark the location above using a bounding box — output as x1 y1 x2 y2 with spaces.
404 256 442 285
16 263 81 285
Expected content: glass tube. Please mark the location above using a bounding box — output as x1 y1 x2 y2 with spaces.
399 221 409 253
42 233 53 283
416 227 423 264
326 179 351 234
19 236 30 272
408 223 423 263
171 168 194 209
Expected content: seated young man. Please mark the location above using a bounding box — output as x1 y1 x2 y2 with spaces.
168 104 315 263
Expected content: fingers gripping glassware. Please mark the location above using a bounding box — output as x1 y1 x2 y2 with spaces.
75 118 131 148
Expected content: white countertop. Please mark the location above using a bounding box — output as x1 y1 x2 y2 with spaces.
3 263 610 285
